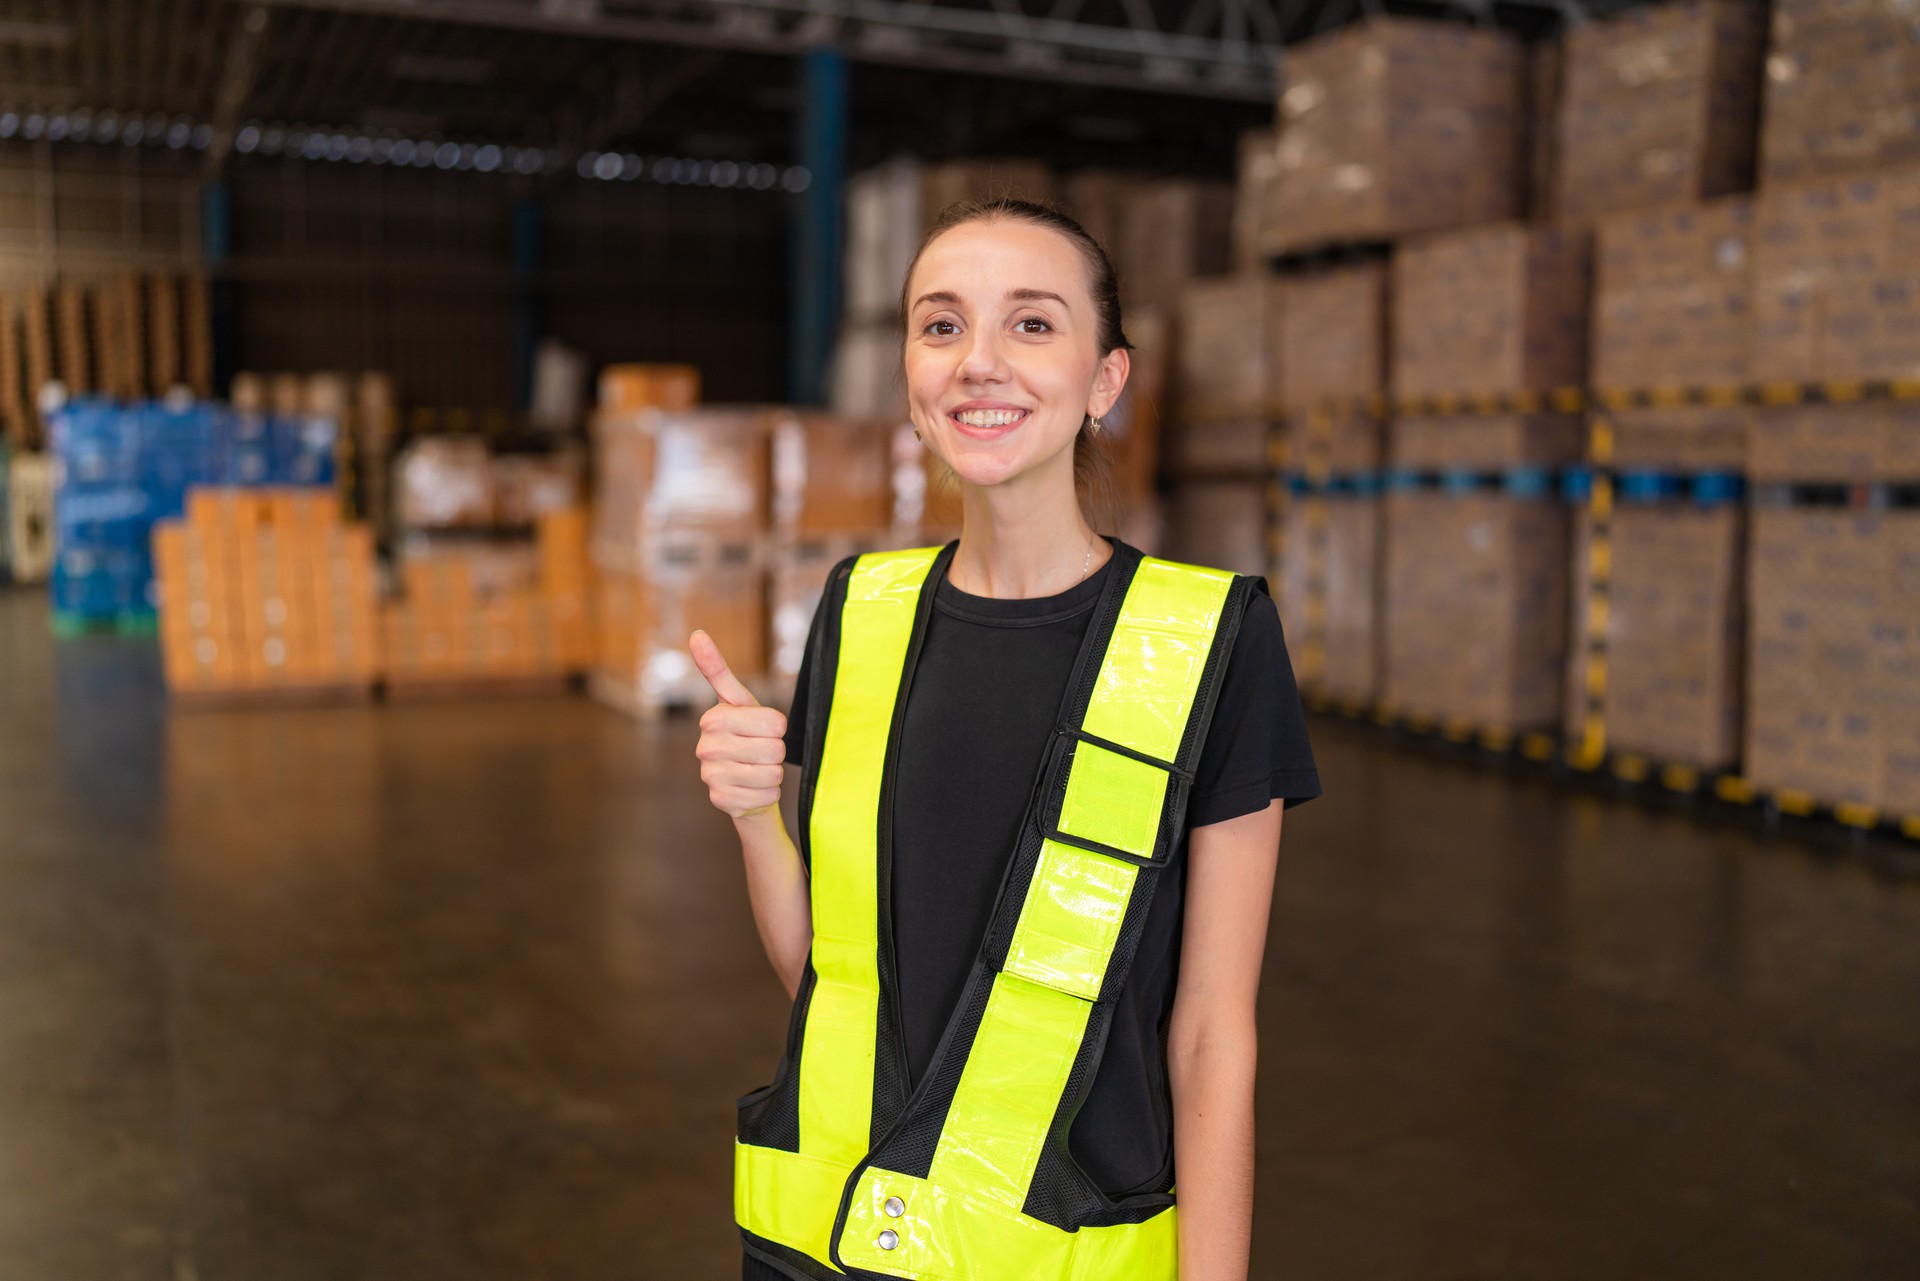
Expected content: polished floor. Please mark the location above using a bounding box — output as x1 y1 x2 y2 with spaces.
2 587 1917 1281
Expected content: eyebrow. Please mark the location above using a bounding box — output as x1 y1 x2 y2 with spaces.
909 287 1074 312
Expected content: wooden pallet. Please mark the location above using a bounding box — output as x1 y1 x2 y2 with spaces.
169 681 378 711
383 673 573 702
0 296 25 445
55 282 90 394
183 273 212 399
147 273 181 393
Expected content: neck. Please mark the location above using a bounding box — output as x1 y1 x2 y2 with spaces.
947 465 1110 599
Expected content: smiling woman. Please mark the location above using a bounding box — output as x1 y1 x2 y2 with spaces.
695 198 1320 1281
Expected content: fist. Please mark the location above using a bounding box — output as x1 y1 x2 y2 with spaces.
690 629 787 819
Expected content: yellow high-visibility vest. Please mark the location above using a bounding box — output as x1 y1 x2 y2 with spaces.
736 542 1251 1280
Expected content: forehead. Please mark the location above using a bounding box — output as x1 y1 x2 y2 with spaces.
910 219 1091 304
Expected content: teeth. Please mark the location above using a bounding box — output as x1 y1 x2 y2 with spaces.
955 409 1025 427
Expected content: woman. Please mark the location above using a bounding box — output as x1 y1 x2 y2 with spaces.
692 199 1319 1281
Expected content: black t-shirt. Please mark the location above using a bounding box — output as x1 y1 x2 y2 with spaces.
778 539 1319 1204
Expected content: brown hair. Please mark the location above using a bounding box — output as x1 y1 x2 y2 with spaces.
899 197 1129 531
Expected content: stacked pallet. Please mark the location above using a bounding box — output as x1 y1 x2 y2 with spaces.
381 510 591 694
590 386 770 715
1274 262 1389 701
1382 223 1589 734
155 490 379 699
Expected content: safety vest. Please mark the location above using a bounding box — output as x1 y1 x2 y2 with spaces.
736 541 1252 1281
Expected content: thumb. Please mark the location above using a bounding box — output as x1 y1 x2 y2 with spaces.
689 629 758 707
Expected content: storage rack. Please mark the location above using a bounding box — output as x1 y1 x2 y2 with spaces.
1253 378 1920 849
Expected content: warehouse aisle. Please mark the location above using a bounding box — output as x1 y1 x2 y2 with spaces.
2 587 1916 1281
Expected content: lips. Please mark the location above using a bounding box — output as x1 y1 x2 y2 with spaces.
948 407 1030 439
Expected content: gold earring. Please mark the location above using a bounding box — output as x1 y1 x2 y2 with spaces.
1089 414 1102 434
913 426 922 442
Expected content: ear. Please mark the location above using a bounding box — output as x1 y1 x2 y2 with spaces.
1087 347 1131 420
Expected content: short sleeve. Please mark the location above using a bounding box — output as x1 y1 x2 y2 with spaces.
1185 580 1321 829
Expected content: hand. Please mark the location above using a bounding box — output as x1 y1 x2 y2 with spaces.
691 630 787 820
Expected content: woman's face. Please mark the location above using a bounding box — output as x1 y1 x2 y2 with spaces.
903 219 1127 493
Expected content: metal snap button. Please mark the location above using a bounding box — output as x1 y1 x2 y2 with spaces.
877 1229 899 1251
884 1197 905 1218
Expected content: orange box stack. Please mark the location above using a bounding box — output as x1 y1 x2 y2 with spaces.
155 489 380 699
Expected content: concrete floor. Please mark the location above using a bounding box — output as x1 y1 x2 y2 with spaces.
2 586 1917 1281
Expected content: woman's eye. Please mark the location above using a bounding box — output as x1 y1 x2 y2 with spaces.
924 319 958 337
1016 317 1052 334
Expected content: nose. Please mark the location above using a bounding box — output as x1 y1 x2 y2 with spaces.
956 326 1010 384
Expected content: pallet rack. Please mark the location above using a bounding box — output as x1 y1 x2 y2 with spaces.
1231 379 1920 848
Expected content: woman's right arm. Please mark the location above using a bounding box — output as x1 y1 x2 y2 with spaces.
692 629 813 997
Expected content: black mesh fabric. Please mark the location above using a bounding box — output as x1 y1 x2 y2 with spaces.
735 963 813 1151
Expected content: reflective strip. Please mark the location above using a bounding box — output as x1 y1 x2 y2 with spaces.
839 1165 1177 1280
1001 840 1136 1001
799 547 941 1161
735 1142 852 1273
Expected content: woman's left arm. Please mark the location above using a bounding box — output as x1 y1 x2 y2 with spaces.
1169 798 1283 1281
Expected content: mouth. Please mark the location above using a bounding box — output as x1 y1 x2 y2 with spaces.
948 406 1031 439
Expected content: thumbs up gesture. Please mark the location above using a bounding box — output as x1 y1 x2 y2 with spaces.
691 630 788 819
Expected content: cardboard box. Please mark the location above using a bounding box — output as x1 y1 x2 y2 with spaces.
920 159 1057 229
830 320 909 425
1592 195 1754 390
594 558 767 699
1163 418 1271 478
1392 223 1590 397
1383 490 1569 732
847 159 930 322
1276 262 1387 414
1062 170 1132 267
1746 509 1893 807
599 363 700 412
1753 166 1920 383
1287 415 1386 476
1554 0 1766 223
1282 494 1384 704
1175 273 1283 416
1119 179 1237 310
591 407 772 566
1233 129 1281 271
1609 405 1751 471
1266 18 1525 255
771 412 894 536
1390 414 1584 470
1603 503 1744 768
1749 402 1920 482
1761 0 1920 187
1165 480 1269 578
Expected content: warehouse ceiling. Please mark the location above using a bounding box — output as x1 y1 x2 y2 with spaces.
4 0 1674 178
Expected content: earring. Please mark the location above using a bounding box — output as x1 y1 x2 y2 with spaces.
913 426 922 442
1088 414 1103 434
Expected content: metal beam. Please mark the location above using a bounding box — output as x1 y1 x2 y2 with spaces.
247 0 1278 101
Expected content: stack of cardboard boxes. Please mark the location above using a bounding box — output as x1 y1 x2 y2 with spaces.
1747 509 1920 813
381 509 591 692
1551 0 1766 224
1274 262 1389 703
1760 0 1920 189
590 390 772 712
1380 224 1588 733
154 490 379 697
1261 18 1527 256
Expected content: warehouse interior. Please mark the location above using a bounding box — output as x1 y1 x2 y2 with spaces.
3 0 1919 1277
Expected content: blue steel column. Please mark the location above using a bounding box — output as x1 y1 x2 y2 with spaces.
790 45 848 406
202 179 234 397
512 196 540 412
